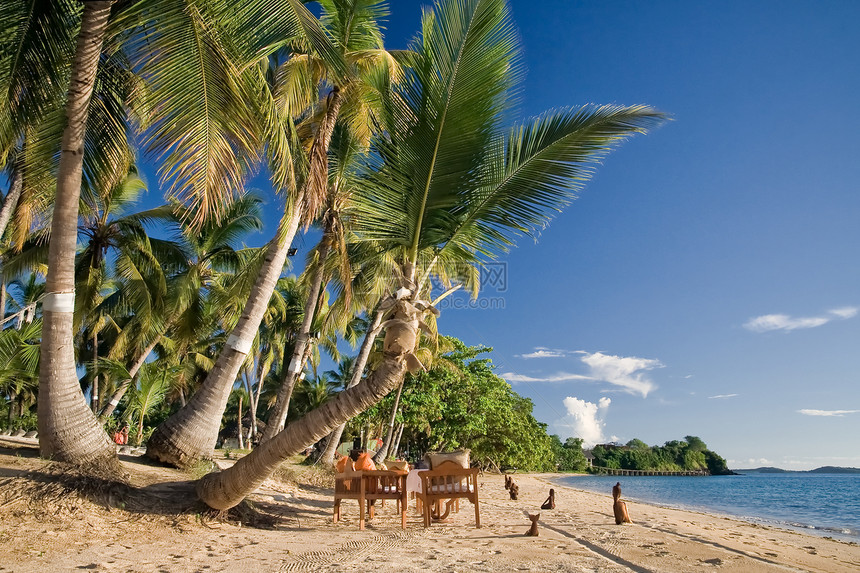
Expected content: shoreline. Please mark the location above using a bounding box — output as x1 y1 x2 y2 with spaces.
1 449 858 572
547 472 860 544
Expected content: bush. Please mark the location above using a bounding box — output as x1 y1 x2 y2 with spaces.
10 411 38 432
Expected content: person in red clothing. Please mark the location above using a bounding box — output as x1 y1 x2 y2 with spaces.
113 423 129 445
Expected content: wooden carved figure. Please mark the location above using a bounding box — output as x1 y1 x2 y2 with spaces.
525 513 540 536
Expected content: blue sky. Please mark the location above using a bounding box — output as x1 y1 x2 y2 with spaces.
127 1 859 470
375 0 860 470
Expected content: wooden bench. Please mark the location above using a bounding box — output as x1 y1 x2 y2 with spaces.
418 460 480 528
333 470 408 530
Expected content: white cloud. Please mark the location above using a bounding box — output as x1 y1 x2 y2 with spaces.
744 314 828 332
798 409 860 417
708 393 738 399
580 352 661 398
553 396 611 447
501 372 593 383
503 351 661 398
744 306 858 333
518 348 566 359
829 306 859 319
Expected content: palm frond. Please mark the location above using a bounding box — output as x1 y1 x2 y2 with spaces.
444 105 667 257
350 0 666 292
116 0 264 228
272 54 324 121
0 0 79 162
1 233 48 280
80 51 140 204
228 0 347 79
351 0 524 259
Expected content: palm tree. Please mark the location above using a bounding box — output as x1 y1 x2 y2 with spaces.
318 311 384 465
372 334 456 462
0 0 78 161
38 0 119 466
216 273 307 444
123 362 172 446
263 97 390 442
5 273 43 327
145 1 388 467
75 169 152 411
315 245 404 464
0 0 147 248
195 0 664 510
99 196 264 421
16 0 336 466
0 160 23 245
292 372 340 418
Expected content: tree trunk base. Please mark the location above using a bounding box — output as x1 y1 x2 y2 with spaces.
145 425 213 470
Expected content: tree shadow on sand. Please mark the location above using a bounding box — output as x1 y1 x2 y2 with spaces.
0 447 331 531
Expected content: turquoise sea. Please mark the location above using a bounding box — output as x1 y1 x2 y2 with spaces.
555 473 860 542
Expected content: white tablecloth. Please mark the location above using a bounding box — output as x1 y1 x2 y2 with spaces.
406 469 427 494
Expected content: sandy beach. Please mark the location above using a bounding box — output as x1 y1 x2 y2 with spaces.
0 442 858 573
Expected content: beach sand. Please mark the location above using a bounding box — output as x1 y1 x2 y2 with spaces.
1 442 858 572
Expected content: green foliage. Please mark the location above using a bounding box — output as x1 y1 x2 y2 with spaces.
685 435 707 452
704 449 730 475
626 438 648 450
550 435 588 472
374 338 556 472
590 436 731 475
4 410 37 432
124 363 174 445
0 318 40 427
186 458 218 480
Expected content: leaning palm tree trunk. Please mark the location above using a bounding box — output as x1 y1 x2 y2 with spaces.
373 379 404 463
38 1 118 466
391 422 405 459
146 88 343 468
145 207 302 467
198 269 427 510
91 332 99 412
0 275 6 324
319 308 384 465
198 344 408 510
237 394 244 450
261 241 330 442
0 169 23 242
242 365 261 443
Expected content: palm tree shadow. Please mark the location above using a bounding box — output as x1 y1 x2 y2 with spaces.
0 448 354 531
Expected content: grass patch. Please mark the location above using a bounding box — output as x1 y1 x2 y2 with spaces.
185 458 218 481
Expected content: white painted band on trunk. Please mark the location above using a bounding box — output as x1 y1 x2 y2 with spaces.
43 292 75 312
109 398 120 407
226 333 253 355
287 357 301 373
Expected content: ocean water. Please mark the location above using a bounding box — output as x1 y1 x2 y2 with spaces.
555 473 860 542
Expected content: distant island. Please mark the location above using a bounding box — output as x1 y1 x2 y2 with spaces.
586 436 734 475
733 466 860 474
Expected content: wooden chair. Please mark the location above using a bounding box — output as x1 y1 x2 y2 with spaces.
418 460 480 528
333 470 408 530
